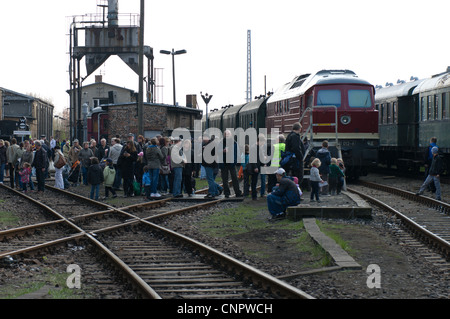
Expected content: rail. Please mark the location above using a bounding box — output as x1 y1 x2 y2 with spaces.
347 182 450 259
0 182 313 299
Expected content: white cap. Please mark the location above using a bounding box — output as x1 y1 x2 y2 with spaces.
275 168 286 175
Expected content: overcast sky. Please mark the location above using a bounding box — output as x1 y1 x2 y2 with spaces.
0 0 448 115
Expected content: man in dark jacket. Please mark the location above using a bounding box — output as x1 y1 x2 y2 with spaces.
32 141 48 192
416 147 443 201
284 122 305 183
218 130 243 198
267 168 301 220
202 135 222 198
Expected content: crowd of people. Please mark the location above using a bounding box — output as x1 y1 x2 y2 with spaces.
0 127 443 220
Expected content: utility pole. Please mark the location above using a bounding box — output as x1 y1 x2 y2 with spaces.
246 30 252 103
138 0 145 135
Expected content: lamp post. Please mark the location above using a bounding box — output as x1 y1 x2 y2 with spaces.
201 92 213 130
160 48 187 106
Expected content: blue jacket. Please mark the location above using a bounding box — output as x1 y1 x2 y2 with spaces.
142 171 151 186
316 148 331 174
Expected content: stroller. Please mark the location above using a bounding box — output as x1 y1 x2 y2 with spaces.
68 160 81 186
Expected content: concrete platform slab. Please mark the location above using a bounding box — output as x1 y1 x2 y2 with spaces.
303 218 361 270
286 191 371 220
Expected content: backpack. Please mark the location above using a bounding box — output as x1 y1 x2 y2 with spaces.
54 152 67 169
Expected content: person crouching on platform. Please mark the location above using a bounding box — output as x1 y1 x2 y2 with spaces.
267 168 301 220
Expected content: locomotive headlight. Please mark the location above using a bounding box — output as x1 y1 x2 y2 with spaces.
340 115 351 125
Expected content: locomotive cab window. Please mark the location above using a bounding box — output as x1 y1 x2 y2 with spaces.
316 90 341 107
348 89 372 108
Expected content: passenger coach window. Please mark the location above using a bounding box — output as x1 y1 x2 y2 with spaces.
421 97 426 121
348 90 372 108
317 90 341 107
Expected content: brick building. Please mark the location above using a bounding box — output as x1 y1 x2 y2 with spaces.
75 78 202 141
106 102 202 140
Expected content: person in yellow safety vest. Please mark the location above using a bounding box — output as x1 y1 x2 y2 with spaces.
268 134 285 193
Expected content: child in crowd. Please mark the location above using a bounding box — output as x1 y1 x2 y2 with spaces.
329 158 345 195
310 158 323 203
87 157 103 200
19 162 32 193
337 158 346 191
293 176 303 199
102 158 117 200
142 165 152 200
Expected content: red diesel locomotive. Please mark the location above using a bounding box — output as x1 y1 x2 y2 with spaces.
266 69 379 178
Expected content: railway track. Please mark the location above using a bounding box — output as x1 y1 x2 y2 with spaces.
0 183 313 299
348 181 450 275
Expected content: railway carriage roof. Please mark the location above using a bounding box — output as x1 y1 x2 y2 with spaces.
208 107 228 120
412 71 450 94
239 97 267 114
222 103 245 118
267 70 372 103
375 79 424 101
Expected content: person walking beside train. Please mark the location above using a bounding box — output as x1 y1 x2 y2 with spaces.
423 137 438 193
416 146 443 201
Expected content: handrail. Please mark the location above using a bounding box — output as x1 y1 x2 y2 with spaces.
299 105 342 161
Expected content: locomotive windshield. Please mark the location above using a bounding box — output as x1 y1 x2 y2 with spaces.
317 89 341 107
348 89 372 108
